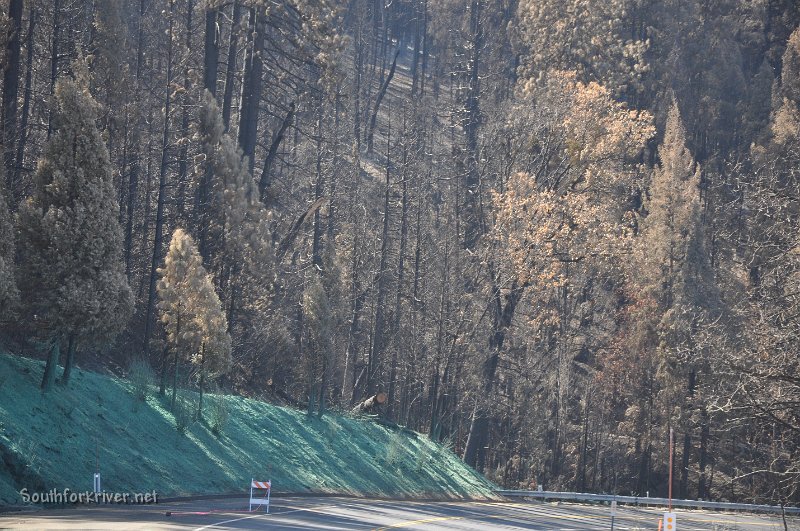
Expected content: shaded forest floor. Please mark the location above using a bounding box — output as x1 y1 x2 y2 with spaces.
0 352 494 506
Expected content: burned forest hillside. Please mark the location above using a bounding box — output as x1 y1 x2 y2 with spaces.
1 0 800 505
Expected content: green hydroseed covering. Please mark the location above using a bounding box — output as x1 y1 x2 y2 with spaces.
0 353 494 505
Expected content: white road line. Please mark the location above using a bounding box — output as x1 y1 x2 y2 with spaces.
192 512 269 531
191 503 339 530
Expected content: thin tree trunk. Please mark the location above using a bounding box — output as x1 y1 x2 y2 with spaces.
259 102 295 205
40 340 60 392
197 345 205 420
318 346 329 418
125 0 149 279
328 90 342 241
368 124 392 394
221 1 242 130
238 7 265 173
429 236 449 439
409 0 422 98
402 170 424 425
366 49 399 154
697 406 709 500
578 384 590 491
462 0 483 250
163 310 180 396
419 0 429 97
171 347 179 411
46 0 62 139
143 8 174 357
311 110 324 269
463 277 525 470
387 125 410 420
12 5 34 199
159 344 168 396
59 335 76 386
2 0 24 191
226 261 240 333
679 369 697 499
203 7 219 96
137 100 156 300
352 20 364 147
175 0 193 225
342 153 364 403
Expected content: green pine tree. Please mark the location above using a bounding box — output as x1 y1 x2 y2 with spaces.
16 68 133 391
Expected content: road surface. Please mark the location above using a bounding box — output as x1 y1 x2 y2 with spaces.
1 495 797 530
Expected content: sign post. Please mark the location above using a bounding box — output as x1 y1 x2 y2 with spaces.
93 437 101 494
668 427 674 511
610 500 617 530
662 428 676 531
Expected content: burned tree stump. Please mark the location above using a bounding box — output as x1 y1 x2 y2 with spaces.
351 392 387 414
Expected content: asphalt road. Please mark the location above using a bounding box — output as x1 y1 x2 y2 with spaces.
1 496 797 530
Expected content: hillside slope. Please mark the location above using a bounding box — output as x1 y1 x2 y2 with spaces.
0 353 494 506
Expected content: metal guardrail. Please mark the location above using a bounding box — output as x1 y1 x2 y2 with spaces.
494 490 800 515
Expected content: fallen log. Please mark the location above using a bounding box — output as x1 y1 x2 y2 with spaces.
351 392 387 415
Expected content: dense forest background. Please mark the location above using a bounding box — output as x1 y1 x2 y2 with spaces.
1 0 800 504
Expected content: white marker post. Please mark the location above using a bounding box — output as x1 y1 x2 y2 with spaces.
93 438 101 494
610 500 617 530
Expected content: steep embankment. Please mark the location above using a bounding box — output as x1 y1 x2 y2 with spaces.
0 353 494 506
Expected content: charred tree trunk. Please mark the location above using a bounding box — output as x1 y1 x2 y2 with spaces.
462 0 483 251
125 0 149 279
238 7 265 173
419 0 429 97
577 384 590 491
221 1 242 131
203 7 219 96
387 124 410 420
368 125 392 394
46 0 62 139
175 0 193 225
159 344 168 396
697 406 710 500
679 369 697 499
409 0 422 98
197 345 205 420
259 102 295 205
429 236 450 440
171 344 179 411
311 111 325 269
352 18 364 147
13 6 35 195
143 9 174 357
40 340 61 392
366 48 399 154
463 277 525 470
59 334 76 386
161 310 179 396
2 0 23 191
